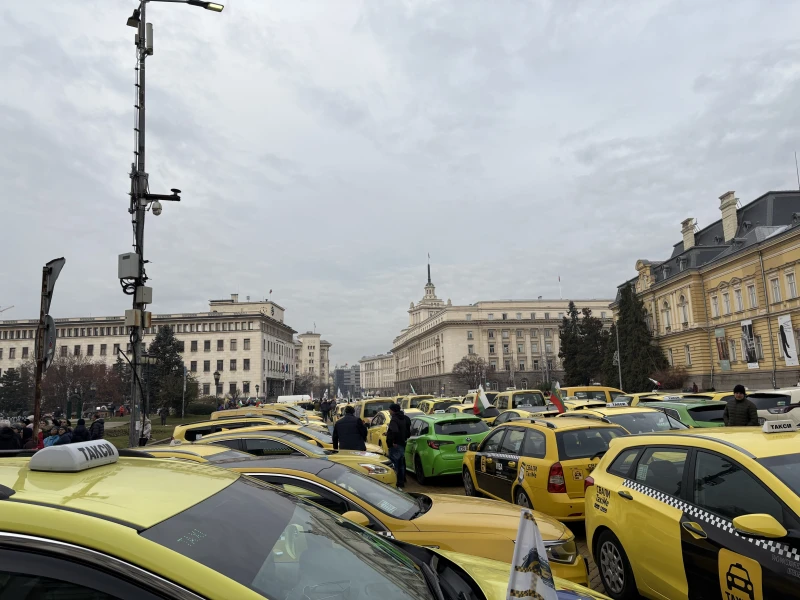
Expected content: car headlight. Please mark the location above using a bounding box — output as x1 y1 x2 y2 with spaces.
358 463 390 475
544 538 577 564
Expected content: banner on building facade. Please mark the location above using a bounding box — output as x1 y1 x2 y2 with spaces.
715 328 731 371
741 319 759 369
778 315 799 367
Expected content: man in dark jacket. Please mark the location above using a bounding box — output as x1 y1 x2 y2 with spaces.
320 400 331 423
723 384 759 426
89 413 105 440
71 419 90 443
332 405 368 451
0 421 21 450
53 426 73 446
386 403 412 490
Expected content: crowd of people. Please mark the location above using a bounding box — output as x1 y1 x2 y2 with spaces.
0 413 107 450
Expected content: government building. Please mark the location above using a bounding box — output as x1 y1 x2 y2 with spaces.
614 189 800 390
0 294 299 400
392 267 614 395
359 352 395 396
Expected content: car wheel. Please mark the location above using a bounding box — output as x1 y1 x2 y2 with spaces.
463 467 478 496
514 488 532 508
415 455 427 485
597 530 637 600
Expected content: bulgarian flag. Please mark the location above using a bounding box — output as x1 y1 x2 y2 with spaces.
550 381 566 413
473 385 492 415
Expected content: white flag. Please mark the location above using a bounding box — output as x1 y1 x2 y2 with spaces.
506 509 558 600
410 384 416 394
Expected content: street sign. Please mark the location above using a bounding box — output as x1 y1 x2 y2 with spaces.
37 315 57 372
42 258 66 315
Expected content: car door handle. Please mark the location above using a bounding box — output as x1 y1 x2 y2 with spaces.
682 521 708 539
485 458 493 464
507 461 517 468
618 491 633 500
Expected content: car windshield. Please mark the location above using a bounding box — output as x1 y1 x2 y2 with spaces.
687 405 726 423
364 401 394 417
409 397 433 408
432 401 458 412
759 454 800 496
573 391 608 400
747 394 792 410
299 426 333 444
606 412 686 434
141 478 429 599
434 419 489 436
317 463 420 520
513 393 545 407
556 428 625 459
247 433 334 457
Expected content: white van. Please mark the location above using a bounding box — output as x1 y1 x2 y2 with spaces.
277 395 312 404
746 388 800 426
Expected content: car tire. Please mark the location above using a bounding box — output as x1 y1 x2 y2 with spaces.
596 530 637 600
463 467 478 496
414 455 427 485
514 487 532 509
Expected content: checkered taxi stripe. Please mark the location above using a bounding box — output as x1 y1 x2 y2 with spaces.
623 479 800 561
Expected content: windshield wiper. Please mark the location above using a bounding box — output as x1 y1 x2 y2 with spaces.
421 563 446 600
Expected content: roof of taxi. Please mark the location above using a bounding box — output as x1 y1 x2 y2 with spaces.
642 398 727 408
140 447 328 471
415 412 482 421
145 444 234 457
501 418 623 431
0 455 238 530
617 427 800 458
562 406 664 416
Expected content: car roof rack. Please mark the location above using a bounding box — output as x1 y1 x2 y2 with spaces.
524 418 557 429
557 413 612 424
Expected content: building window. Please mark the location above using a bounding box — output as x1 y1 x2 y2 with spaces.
531 341 539 353
73 345 80 356
468 344 474 354
229 383 237 395
755 336 764 360
685 345 692 366
545 341 553 354
662 301 672 330
489 343 495 354
243 382 250 394
230 359 237 371
217 360 224 371
217 384 223 396
771 278 781 303
502 330 509 339
711 296 719 318
544 329 552 338
734 289 743 312
517 343 524 353
558 312 564 319
530 328 539 337
601 311 607 318
516 313 522 320
100 344 107 356
729 339 737 362
244 339 250 350
679 295 689 324
515 329 523 337
747 284 757 308
86 345 93 357
488 313 494 320
519 360 525 371
488 330 495 339
113 344 120 355
533 359 539 370
59 346 67 358
217 340 224 351
788 273 798 300
467 331 473 340
204 340 211 352
502 313 507 320
503 343 510 354
203 383 210 395
230 339 237 351
531 313 536 319
722 293 731 315
544 313 550 320
504 360 511 370
243 359 250 371
668 348 674 366
204 360 210 372
190 361 197 372
191 340 198 352
7 348 14 360
489 359 497 369
465 314 472 321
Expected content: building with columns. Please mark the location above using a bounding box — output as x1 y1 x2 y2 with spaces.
294 332 332 380
0 294 296 400
392 267 614 395
614 189 800 390
359 352 395 396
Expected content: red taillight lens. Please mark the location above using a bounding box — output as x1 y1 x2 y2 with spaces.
427 440 454 450
584 475 594 492
548 462 567 493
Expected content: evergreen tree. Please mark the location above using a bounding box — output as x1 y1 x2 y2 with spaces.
617 284 669 392
577 308 609 385
0 367 33 416
145 326 186 413
602 323 622 388
558 302 582 385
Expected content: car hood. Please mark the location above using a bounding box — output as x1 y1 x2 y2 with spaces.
414 494 569 542
365 442 384 455
328 451 389 466
434 549 609 600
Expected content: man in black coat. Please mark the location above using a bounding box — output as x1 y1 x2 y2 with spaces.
71 419 91 443
386 403 412 490
332 405 368 451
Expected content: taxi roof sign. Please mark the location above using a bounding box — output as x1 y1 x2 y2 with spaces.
29 440 119 472
606 401 629 407
762 420 797 433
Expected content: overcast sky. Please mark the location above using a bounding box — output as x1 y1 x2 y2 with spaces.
3 1 800 367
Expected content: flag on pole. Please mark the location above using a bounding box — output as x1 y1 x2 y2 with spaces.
648 377 661 389
323 388 329 400
337 387 343 400
550 381 566 413
410 384 416 394
473 385 492 416
506 510 558 600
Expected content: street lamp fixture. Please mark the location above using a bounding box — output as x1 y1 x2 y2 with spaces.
187 0 224 11
255 384 259 398
126 8 141 27
213 370 221 397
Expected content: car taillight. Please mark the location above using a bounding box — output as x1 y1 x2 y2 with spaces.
548 462 566 493
768 406 794 414
427 440 454 450
584 476 594 492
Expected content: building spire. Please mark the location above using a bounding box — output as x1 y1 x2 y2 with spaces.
427 253 431 284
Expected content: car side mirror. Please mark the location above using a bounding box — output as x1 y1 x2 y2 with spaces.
342 510 370 528
732 514 787 539
468 442 478 451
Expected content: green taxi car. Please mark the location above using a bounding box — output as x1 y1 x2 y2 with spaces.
640 398 727 428
406 413 491 484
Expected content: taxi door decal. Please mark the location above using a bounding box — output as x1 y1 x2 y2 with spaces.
719 548 762 600
480 455 487 473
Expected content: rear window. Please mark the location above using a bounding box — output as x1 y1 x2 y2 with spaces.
687 405 726 423
556 428 625 459
606 412 680 434
434 420 489 436
573 391 608 401
364 401 393 417
432 401 459 412
747 394 792 410
512 392 545 407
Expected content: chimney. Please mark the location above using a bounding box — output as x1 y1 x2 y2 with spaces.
719 191 739 242
231 293 238 303
681 218 696 250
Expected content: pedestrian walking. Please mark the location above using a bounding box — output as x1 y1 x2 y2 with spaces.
332 405 368 451
71 419 91 443
723 384 759 426
320 399 331 423
159 407 168 426
89 412 105 440
692 381 699 393
386 403 412 490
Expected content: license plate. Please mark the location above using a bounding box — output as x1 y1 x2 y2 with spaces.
457 445 467 453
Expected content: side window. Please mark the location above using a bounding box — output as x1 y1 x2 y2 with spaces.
445 407 458 413
522 430 546 459
499 429 525 455
635 447 689 497
608 448 641 478
211 439 240 451
252 475 350 515
410 419 422 436
663 408 681 422
418 422 430 436
244 439 297 456
693 451 783 522
481 429 505 453
497 397 508 410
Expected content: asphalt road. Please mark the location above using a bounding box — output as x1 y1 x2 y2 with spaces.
402 473 605 594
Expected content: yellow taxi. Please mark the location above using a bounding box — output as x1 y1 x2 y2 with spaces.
0 440 607 599
492 407 561 426
443 403 501 424
560 386 625 404
399 394 436 410
172 415 295 443
417 398 462 415
494 389 549 411
678 391 738 403
606 392 682 406
366 408 424 451
350 397 397 424
140 444 590 585
585 421 800 600
196 429 398 485
463 389 500 407
556 405 689 434
463 419 628 521
561 397 610 411
211 406 324 424
269 403 324 422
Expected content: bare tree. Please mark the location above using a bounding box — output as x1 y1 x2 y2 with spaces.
452 355 494 389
